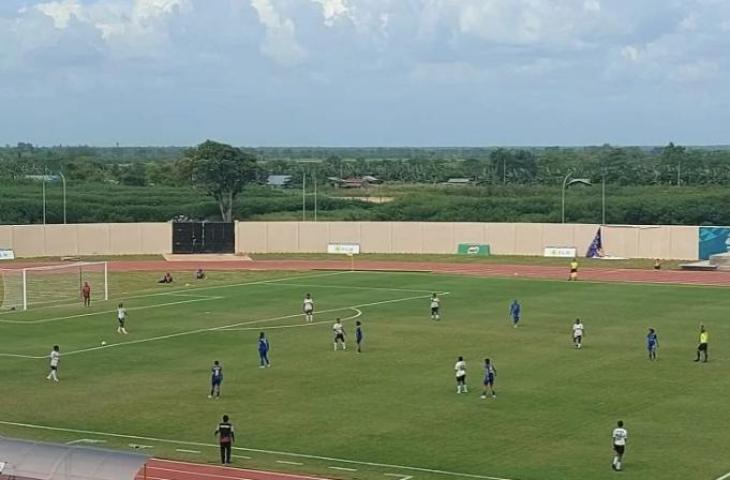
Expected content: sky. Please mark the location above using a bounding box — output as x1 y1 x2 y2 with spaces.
1 0 729 147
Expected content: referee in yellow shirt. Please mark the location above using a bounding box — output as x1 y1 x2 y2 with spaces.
695 325 709 363
569 258 579 281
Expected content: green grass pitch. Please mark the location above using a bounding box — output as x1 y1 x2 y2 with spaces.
0 270 728 480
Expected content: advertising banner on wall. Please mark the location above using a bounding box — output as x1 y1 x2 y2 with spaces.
457 244 491 256
327 243 360 255
544 247 577 258
0 248 15 260
699 227 730 260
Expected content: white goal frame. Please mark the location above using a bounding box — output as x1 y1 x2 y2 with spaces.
0 261 108 311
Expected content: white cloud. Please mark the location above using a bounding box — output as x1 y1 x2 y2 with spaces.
311 0 349 27
34 0 84 28
250 0 307 65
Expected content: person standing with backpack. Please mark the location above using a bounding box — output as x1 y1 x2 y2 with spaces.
214 415 235 464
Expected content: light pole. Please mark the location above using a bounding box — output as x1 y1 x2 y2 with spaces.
561 173 592 223
601 175 606 225
59 171 67 224
42 168 47 225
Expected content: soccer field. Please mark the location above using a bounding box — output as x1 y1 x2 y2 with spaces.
0 269 728 480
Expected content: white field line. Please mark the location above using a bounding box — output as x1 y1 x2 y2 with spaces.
0 296 223 325
715 472 730 480
0 420 514 480
277 461 304 466
175 448 201 454
0 271 350 319
217 308 362 332
328 466 357 472
260 282 440 294
0 293 445 360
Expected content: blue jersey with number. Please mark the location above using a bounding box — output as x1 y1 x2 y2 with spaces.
211 365 223 383
647 332 658 347
510 302 520 318
258 338 270 353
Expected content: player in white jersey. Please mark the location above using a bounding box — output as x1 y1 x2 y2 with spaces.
303 293 314 323
117 303 128 334
332 318 346 351
46 345 60 382
430 293 441 320
611 420 628 471
572 318 584 349
454 356 467 394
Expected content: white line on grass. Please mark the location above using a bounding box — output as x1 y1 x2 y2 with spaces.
0 420 515 480
0 271 350 322
277 461 304 466
0 293 445 360
328 466 357 472
385 474 414 480
175 448 201 454
714 472 730 480
217 308 362 332
0 296 223 325
260 282 442 294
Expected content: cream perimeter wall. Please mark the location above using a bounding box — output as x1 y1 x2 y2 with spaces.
0 222 700 260
0 223 171 257
237 222 700 260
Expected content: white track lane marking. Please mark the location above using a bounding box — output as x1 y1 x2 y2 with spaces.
0 420 515 480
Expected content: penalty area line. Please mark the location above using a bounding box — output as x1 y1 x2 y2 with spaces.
0 420 515 480
715 472 730 480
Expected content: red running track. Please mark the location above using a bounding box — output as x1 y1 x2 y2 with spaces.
101 259 730 286
5 259 730 286
136 459 332 480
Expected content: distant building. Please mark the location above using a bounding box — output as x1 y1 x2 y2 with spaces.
443 178 474 186
328 176 382 188
267 175 292 188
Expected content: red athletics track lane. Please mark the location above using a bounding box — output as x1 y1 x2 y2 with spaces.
5 259 730 286
135 459 333 480
100 259 730 287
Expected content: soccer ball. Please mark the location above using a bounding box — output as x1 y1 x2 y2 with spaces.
101 341 107 346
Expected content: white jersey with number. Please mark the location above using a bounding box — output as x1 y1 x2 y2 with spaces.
333 322 344 335
117 307 126 320
454 360 466 377
612 427 628 446
431 297 440 309
50 350 60 367
303 298 314 312
573 323 584 338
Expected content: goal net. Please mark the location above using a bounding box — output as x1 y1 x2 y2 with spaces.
0 262 108 311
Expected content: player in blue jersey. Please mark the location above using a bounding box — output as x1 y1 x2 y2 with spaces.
355 320 364 353
258 332 271 368
509 300 521 327
209 360 223 399
480 358 497 399
647 328 658 360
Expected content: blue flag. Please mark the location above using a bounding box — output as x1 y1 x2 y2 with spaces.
586 228 603 258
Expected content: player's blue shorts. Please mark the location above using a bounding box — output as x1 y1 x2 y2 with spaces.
512 315 520 322
647 343 657 351
356 334 363 343
484 374 495 385
211 377 222 386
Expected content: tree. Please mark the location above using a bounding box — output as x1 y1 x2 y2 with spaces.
185 140 257 222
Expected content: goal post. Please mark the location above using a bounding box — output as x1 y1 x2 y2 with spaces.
0 262 109 311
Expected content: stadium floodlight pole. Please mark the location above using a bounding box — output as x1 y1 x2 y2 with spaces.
302 173 306 221
313 172 318 222
602 175 606 225
562 173 592 223
58 171 67 224
42 172 47 225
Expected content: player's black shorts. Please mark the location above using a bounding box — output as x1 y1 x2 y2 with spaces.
50 366 58 371
613 444 625 455
431 307 439 315
574 335 582 342
698 343 708 351
335 333 345 342
118 318 125 326
456 374 466 383
570 268 578 273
